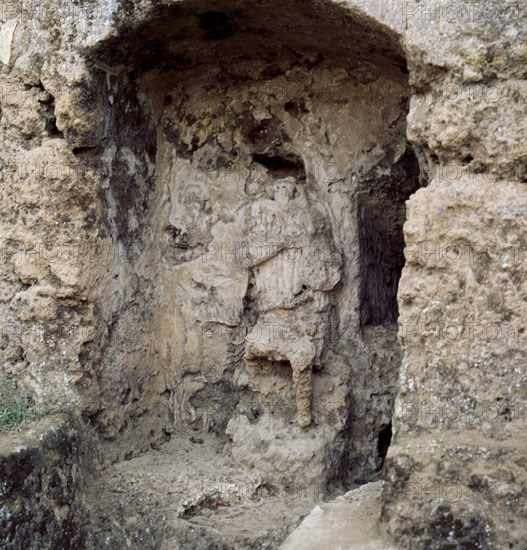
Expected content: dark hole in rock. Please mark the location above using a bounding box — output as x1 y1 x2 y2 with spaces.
253 152 306 179
77 0 425 544
377 421 392 466
198 11 235 40
359 149 422 327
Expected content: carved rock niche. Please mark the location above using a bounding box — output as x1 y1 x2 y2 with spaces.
88 0 422 492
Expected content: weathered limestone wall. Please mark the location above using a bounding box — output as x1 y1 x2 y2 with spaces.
1 0 526 547
380 1 527 548
1 0 418 492
0 416 83 549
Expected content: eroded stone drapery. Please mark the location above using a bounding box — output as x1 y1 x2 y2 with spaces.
157 96 344 434
241 177 342 428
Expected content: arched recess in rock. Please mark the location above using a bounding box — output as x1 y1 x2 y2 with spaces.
84 0 422 489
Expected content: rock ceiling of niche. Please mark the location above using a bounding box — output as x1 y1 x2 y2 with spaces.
88 0 407 75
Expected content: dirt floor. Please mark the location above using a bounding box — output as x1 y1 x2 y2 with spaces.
82 434 323 549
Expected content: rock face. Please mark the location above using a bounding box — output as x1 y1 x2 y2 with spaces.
378 2 527 549
0 0 526 548
1 0 416 490
0 416 82 549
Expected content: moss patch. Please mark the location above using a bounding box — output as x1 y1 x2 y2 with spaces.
0 379 44 434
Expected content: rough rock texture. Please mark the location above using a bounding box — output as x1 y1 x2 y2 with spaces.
0 0 526 548
0 415 83 549
1 0 416 493
382 177 527 549
379 1 527 549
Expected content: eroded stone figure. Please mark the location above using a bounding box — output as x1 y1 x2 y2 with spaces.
240 177 342 427
158 154 249 433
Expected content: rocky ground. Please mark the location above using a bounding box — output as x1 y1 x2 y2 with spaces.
82 434 323 549
82 433 396 549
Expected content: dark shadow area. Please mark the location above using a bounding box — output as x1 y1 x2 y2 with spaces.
358 149 422 327
253 153 306 180
377 421 392 468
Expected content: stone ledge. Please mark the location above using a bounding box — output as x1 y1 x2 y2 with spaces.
281 481 399 549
